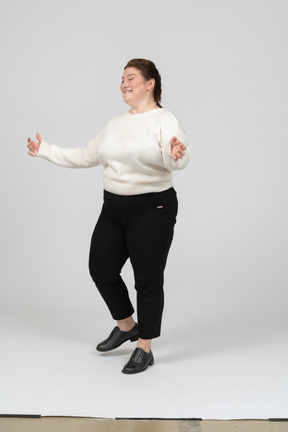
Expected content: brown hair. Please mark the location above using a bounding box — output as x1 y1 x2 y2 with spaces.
124 58 162 108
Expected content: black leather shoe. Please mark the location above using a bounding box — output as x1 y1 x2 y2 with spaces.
96 324 139 352
122 348 154 374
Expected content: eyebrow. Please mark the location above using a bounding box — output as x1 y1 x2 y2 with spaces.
122 73 136 79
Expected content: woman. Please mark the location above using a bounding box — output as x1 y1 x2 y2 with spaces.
27 58 191 374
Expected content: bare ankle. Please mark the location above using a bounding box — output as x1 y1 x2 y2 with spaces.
117 316 136 332
137 338 152 353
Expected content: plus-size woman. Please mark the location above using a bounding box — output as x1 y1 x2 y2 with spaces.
27 58 191 374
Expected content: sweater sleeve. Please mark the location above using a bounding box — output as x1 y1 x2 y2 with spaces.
37 131 104 168
160 112 192 171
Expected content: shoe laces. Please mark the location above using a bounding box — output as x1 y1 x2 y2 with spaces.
106 326 120 344
133 348 144 362
110 326 120 337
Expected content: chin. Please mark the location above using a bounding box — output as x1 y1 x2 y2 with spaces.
123 97 133 105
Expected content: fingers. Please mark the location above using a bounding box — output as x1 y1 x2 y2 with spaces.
27 150 37 157
171 137 186 149
27 134 40 156
27 137 34 149
170 136 187 161
27 133 42 145
172 150 185 161
27 137 32 149
36 132 42 143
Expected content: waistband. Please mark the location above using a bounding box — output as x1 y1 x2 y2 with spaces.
104 187 175 202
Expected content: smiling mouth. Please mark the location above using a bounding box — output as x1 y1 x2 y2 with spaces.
124 90 132 94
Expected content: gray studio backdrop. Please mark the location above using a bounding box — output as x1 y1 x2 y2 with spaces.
1 0 287 348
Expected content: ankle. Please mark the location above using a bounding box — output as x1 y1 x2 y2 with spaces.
117 317 136 332
137 338 152 353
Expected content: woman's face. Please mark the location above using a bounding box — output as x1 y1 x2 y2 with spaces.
120 67 154 107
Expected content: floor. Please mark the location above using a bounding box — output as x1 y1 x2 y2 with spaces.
1 308 287 420
1 417 288 432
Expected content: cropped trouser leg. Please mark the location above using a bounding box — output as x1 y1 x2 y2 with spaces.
89 188 178 340
88 207 135 320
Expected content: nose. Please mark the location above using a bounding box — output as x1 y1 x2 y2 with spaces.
121 78 129 89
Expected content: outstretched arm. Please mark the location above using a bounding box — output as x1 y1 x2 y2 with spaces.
160 111 191 171
26 131 102 169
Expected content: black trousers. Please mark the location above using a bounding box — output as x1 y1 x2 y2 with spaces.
89 187 178 339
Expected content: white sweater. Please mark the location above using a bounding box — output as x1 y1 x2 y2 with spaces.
38 108 191 195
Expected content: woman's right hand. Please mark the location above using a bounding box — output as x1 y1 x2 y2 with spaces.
27 133 42 157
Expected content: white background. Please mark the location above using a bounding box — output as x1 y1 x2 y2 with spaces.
0 0 287 419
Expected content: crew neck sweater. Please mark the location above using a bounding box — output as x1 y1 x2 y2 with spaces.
37 108 191 195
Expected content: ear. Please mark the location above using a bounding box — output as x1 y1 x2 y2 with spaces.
147 78 155 92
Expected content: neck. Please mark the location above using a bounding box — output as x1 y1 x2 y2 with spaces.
129 101 159 115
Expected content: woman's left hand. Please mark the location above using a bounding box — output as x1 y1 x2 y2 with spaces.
170 136 187 161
